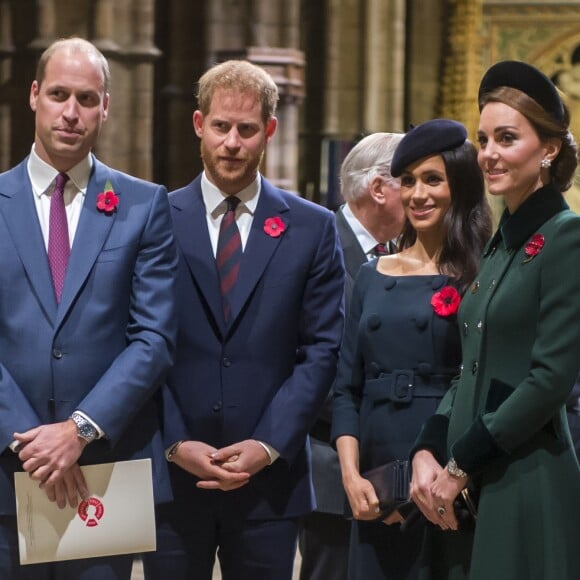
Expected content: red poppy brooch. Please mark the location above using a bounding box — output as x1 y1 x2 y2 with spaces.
523 233 544 263
431 286 461 317
96 180 119 214
264 216 286 238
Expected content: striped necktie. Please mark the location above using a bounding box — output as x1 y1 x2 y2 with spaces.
216 196 242 322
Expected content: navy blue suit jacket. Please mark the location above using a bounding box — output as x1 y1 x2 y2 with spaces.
164 175 345 519
0 156 178 514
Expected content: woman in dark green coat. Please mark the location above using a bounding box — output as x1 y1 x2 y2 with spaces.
410 61 580 580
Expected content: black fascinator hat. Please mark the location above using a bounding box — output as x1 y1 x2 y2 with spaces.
391 119 467 178
478 60 565 123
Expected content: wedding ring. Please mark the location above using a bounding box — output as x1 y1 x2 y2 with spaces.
437 506 446 517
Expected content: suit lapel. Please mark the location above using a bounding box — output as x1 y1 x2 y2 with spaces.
171 177 225 334
335 207 367 278
0 160 57 321
56 159 116 327
228 179 289 326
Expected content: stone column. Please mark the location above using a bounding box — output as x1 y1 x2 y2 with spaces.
364 0 406 132
126 0 160 178
29 0 57 50
324 0 362 137
95 0 160 180
91 0 120 52
0 0 14 171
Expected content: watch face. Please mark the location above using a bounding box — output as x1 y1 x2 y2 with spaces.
80 424 95 437
72 414 96 441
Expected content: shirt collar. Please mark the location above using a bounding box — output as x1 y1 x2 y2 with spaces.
484 183 568 255
201 171 261 217
341 203 382 254
27 145 93 197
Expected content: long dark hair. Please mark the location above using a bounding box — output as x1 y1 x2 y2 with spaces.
398 141 493 293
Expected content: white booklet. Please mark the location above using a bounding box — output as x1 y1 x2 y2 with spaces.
15 458 156 565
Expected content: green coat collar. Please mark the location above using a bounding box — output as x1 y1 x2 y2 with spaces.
484 184 568 256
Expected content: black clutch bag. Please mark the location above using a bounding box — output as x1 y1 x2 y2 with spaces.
361 459 410 519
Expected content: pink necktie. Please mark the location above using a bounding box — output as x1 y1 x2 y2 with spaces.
48 172 70 303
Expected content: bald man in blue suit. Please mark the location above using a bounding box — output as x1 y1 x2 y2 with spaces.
0 38 177 579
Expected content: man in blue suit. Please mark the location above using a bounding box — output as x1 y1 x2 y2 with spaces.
0 38 177 579
143 60 344 580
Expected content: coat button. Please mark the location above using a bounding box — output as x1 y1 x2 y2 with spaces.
477 320 483 332
463 322 469 336
212 401 222 412
471 281 480 294
223 357 231 367
52 348 63 359
367 314 381 331
472 361 478 375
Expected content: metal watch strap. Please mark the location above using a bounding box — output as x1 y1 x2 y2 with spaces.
70 412 97 443
447 457 468 478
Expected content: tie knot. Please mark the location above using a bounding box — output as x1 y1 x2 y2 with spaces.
54 173 69 195
225 196 241 212
372 243 389 257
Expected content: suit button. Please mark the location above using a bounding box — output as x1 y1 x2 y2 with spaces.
222 357 231 367
472 361 478 375
213 401 222 412
52 349 63 359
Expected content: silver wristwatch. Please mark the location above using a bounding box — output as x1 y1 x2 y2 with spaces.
447 457 468 478
70 412 97 443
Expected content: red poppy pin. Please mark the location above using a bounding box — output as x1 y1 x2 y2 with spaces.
96 180 119 214
523 233 544 263
431 286 461 317
264 216 286 238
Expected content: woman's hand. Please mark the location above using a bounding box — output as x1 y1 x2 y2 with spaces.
428 466 467 531
342 471 381 520
410 450 443 525
336 435 380 520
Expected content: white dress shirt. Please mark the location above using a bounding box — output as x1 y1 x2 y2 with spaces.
27 145 91 250
200 171 261 255
341 203 383 260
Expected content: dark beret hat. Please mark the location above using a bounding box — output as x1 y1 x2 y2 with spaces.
478 60 565 123
391 119 467 177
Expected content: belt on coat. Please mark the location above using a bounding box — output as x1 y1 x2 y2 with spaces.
364 370 453 404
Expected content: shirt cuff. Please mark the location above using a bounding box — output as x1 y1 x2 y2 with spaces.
257 441 280 465
74 410 105 439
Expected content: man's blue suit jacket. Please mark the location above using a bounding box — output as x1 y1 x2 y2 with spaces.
0 156 178 515
163 175 345 520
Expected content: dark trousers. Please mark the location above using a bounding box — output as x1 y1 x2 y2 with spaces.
298 511 350 580
143 500 298 580
348 519 422 580
0 516 133 580
567 410 580 460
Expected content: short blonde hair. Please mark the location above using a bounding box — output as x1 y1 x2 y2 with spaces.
196 60 278 123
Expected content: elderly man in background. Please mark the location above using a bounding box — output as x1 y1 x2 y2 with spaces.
299 132 405 580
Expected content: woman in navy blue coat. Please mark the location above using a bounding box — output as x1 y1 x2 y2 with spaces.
332 120 492 579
